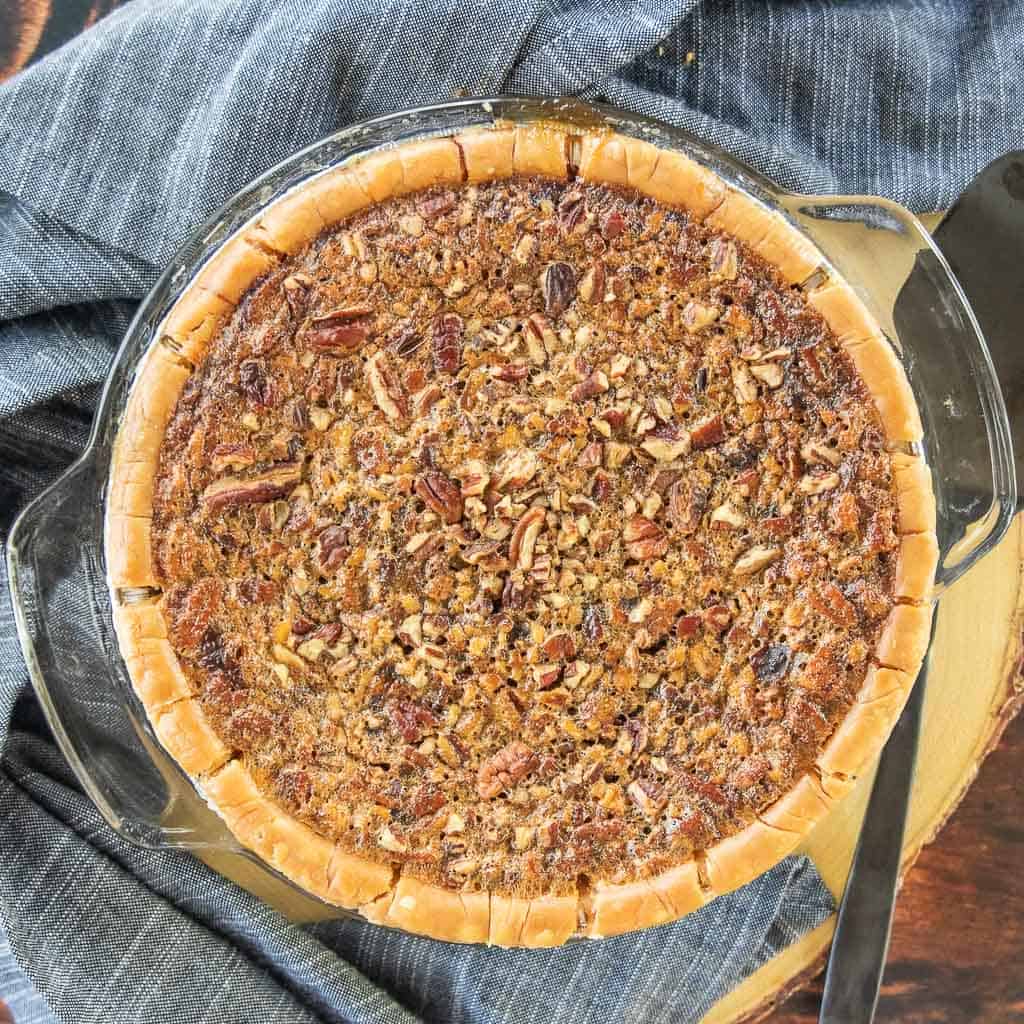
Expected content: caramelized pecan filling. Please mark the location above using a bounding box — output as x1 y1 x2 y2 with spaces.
152 178 898 897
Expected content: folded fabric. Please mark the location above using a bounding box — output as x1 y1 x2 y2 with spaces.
0 1 1020 1021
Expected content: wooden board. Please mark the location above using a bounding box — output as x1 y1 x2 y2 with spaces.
707 513 1024 1023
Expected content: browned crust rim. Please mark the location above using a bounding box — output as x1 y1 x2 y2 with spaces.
107 126 937 946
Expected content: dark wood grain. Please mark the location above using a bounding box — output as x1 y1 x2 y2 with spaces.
766 709 1024 1023
1 4 1021 1022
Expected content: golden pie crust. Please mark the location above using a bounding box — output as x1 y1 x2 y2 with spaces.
107 124 936 946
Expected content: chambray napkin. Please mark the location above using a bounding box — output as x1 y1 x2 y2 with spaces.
0 2 1020 1022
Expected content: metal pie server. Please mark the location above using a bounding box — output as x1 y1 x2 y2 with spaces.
819 152 1024 1023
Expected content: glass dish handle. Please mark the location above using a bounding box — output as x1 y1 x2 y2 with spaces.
780 194 1017 593
6 451 233 850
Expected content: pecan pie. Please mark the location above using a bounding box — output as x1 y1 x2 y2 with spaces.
106 125 937 946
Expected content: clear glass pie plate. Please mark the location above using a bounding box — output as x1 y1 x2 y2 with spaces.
6 98 1016 918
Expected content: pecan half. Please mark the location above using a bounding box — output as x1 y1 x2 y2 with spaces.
201 464 302 510
542 261 576 317
415 472 463 523
623 515 668 561
477 741 538 798
309 306 372 353
669 481 707 535
432 313 463 375
211 443 255 473
238 360 274 406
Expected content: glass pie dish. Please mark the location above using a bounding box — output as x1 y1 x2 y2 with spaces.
6 98 1016 919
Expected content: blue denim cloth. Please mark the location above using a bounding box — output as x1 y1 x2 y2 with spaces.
0 1 1020 1021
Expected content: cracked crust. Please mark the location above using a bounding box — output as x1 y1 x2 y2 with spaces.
203 760 393 908
108 123 937 946
895 532 940 602
893 452 937 535
808 280 923 444
369 875 491 944
489 893 578 947
577 131 726 220
458 127 516 183
704 191 822 284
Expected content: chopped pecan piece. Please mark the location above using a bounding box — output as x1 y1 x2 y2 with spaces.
557 190 585 232
732 361 758 403
576 441 603 468
627 779 667 818
317 524 348 571
509 507 546 570
477 741 538 798
493 362 529 383
733 545 781 576
532 664 563 689
690 414 725 449
810 582 858 626
641 436 689 462
682 300 719 333
238 360 274 406
750 362 785 388
578 260 606 303
201 463 302 510
541 632 576 661
830 492 861 535
710 502 746 529
415 472 463 524
570 370 610 403
801 440 842 467
751 644 791 683
365 351 407 423
676 614 701 638
282 273 313 316
623 515 668 561
493 448 539 491
211 443 255 473
708 238 738 280
703 605 732 634
798 471 841 494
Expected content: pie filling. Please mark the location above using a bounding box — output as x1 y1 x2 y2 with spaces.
148 176 899 899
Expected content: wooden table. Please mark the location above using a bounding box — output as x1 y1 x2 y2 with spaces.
2 6 1021 1021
